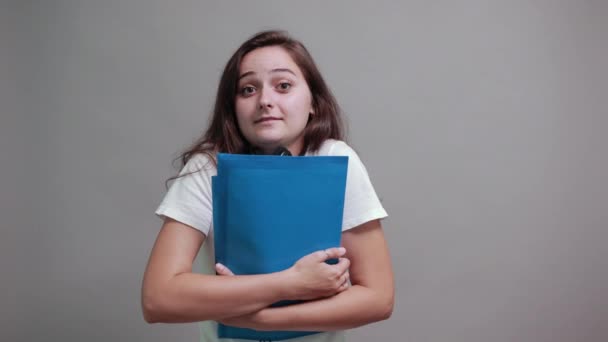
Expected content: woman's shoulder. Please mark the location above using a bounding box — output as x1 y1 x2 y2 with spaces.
313 139 356 157
315 139 370 174
179 151 217 176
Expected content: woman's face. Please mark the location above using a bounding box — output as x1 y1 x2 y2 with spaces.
235 46 313 155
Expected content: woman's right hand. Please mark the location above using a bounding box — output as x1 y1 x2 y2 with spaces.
283 247 351 301
214 247 351 301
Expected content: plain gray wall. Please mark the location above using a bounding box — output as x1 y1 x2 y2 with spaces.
1 1 37 340
2 1 607 341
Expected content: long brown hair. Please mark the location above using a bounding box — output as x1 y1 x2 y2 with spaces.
166 30 345 187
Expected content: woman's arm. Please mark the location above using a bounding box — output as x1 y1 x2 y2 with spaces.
141 218 286 323
219 219 394 331
141 218 349 323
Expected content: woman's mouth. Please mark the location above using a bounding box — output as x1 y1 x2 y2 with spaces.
255 117 281 124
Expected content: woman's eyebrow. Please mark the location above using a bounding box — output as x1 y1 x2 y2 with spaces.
238 68 296 81
270 68 296 76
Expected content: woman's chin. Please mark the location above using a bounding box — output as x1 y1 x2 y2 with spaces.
252 134 285 147
255 142 282 153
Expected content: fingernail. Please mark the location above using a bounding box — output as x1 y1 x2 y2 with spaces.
339 247 346 254
216 263 224 269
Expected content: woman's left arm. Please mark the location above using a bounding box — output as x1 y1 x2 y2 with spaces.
220 219 394 331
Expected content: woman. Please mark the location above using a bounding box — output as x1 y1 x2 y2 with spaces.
141 30 394 342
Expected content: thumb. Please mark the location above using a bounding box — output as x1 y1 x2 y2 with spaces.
215 263 235 276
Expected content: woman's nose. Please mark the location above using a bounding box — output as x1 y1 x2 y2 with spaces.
258 87 274 109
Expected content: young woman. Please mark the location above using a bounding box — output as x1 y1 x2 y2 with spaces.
142 30 394 342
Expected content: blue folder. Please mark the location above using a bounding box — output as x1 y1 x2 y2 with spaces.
212 153 348 341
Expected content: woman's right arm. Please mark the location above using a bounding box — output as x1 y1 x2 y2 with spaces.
141 218 348 323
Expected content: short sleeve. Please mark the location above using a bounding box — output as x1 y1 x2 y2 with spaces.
328 141 388 231
154 154 217 236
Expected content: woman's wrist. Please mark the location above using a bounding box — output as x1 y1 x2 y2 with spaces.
275 268 298 301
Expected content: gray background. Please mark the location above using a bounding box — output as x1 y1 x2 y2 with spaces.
2 1 607 341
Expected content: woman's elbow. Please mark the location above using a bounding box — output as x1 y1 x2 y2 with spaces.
378 291 394 321
142 308 158 324
380 297 394 320
141 286 168 324
141 293 159 323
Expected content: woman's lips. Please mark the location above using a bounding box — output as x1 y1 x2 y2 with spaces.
255 117 281 123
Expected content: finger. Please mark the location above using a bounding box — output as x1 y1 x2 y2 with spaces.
319 247 346 261
342 270 350 284
215 263 235 276
333 257 351 273
337 278 350 292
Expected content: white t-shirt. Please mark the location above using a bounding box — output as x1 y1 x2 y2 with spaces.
155 139 388 342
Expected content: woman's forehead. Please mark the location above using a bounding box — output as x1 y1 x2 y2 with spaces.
239 46 302 77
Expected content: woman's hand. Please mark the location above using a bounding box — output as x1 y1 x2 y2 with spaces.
285 247 350 300
216 247 351 301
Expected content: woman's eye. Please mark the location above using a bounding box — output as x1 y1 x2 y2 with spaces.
240 86 256 96
277 82 292 91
